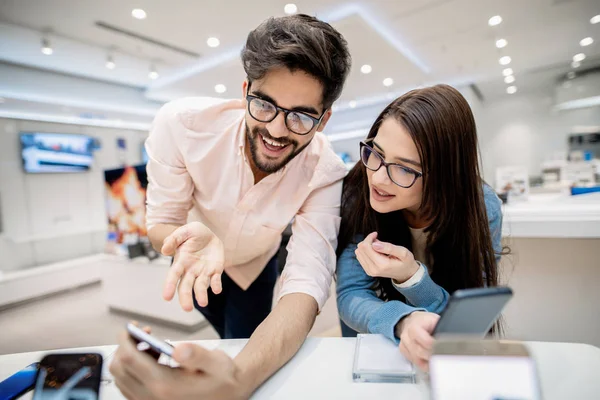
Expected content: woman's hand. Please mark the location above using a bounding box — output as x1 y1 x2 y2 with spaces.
355 232 420 284
396 311 439 371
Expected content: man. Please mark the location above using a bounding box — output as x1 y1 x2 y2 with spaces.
109 13 351 399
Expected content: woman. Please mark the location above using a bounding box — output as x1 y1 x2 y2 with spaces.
336 84 503 371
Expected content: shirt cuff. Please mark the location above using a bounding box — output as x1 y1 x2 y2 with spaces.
392 262 426 289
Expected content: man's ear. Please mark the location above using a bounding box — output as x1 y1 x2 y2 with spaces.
316 109 333 132
242 79 249 98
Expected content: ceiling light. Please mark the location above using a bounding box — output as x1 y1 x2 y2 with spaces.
504 75 515 84
591 15 600 24
502 68 513 77
383 78 394 87
132 9 147 20
571 61 581 68
488 15 502 26
567 71 576 80
284 4 298 14
149 65 159 80
207 37 220 48
573 53 586 63
360 64 372 74
106 55 115 70
41 38 53 55
495 38 507 48
580 37 594 47
349 100 357 108
499 56 511 65
506 86 517 94
214 84 227 94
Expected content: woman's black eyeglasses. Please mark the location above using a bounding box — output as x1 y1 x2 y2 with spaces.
360 141 423 188
245 92 326 136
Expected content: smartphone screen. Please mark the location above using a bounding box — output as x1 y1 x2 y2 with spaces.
33 353 103 400
0 362 40 400
429 354 541 400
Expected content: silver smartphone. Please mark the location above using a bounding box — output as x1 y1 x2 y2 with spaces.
429 340 542 400
126 323 174 359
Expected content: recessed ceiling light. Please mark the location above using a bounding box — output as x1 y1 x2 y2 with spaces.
495 38 507 48
499 56 511 65
571 61 581 68
506 86 517 94
149 71 159 80
567 71 576 80
383 78 394 87
591 15 600 24
360 64 372 74
573 53 586 63
106 55 115 70
580 37 594 47
349 100 357 108
504 75 515 84
41 38 53 55
488 15 502 26
207 37 220 48
502 68 513 77
132 9 147 20
215 84 227 94
284 4 298 14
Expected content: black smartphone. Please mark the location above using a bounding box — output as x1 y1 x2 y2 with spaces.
0 362 39 400
32 353 103 400
433 287 513 337
127 323 174 360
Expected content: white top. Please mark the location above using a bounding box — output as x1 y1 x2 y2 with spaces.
1 337 599 400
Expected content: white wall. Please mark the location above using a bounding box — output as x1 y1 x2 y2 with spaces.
0 118 148 271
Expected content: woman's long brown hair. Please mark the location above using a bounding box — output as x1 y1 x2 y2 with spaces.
337 84 499 304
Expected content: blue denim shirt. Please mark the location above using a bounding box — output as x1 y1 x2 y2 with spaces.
336 184 503 343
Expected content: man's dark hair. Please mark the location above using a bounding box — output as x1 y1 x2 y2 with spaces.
241 14 352 109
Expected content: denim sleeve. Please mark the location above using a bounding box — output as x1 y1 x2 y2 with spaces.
393 269 449 313
336 242 425 343
484 184 503 265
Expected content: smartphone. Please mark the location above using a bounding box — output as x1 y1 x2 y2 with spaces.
126 323 174 359
32 353 103 400
429 340 542 400
0 362 40 400
433 287 513 338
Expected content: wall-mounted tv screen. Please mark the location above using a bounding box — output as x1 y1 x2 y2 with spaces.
20 132 95 173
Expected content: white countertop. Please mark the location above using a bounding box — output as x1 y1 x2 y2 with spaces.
502 192 600 238
1 337 599 399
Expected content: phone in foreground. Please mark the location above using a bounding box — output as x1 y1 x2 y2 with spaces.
433 287 513 338
429 340 542 400
0 362 39 400
33 353 103 400
126 323 174 360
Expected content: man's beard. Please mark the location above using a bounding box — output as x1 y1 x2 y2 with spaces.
246 124 311 174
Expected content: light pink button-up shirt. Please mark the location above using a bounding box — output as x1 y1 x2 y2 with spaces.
145 97 347 310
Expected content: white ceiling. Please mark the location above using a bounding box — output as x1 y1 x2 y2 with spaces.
0 0 599 112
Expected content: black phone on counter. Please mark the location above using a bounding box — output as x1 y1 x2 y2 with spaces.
433 287 513 338
0 362 40 400
32 353 103 400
